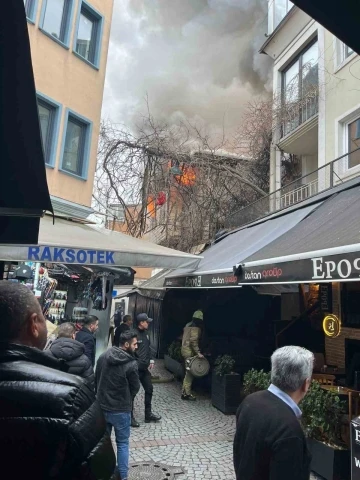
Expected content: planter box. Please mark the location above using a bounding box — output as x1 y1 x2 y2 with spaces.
211 372 242 415
307 438 350 480
164 355 184 379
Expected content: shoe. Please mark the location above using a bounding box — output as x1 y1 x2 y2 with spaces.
181 394 197 401
131 417 140 428
145 412 161 423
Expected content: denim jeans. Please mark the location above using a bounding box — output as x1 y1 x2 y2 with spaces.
104 411 131 480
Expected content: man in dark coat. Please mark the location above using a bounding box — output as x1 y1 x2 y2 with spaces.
47 322 95 390
233 345 314 480
0 281 118 480
114 314 133 347
132 313 161 427
96 330 140 480
76 315 98 366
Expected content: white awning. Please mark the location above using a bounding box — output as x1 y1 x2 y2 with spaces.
0 215 201 270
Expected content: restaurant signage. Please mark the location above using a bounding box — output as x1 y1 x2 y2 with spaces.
164 272 240 288
351 417 360 480
319 284 332 313
240 251 360 284
322 314 341 338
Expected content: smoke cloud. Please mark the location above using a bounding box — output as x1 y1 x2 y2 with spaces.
102 0 272 132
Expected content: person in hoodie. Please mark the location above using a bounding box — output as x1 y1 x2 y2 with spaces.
96 329 140 480
47 322 95 390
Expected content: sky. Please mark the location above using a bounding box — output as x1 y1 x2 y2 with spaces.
101 0 272 134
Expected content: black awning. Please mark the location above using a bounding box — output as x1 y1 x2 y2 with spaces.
292 0 360 55
0 1 53 229
239 184 360 284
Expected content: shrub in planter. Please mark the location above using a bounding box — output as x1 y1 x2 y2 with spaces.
212 355 242 415
243 368 349 480
164 341 184 379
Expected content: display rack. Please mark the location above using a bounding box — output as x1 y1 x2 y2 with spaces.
48 289 67 323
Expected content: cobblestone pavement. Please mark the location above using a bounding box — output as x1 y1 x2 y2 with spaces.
111 361 323 479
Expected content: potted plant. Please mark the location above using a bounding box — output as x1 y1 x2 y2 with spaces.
243 369 350 480
164 341 184 379
211 355 242 414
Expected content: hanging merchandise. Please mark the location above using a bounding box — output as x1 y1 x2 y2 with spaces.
89 273 110 311
48 290 67 324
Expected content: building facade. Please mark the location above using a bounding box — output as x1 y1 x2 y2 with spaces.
24 0 114 219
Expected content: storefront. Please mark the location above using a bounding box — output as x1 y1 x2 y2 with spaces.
163 179 360 385
0 214 200 358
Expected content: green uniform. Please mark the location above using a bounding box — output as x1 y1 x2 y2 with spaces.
181 324 201 396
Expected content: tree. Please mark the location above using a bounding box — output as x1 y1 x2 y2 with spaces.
94 107 271 252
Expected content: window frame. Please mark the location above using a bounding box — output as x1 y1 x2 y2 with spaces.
60 109 93 180
39 0 75 49
346 117 360 170
36 92 62 168
281 38 319 136
24 0 38 23
268 0 294 34
73 0 104 69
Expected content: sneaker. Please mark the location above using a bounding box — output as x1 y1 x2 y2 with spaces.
181 394 197 401
145 412 161 423
131 417 140 428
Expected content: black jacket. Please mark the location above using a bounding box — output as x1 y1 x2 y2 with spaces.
47 337 95 390
0 343 118 480
113 323 130 347
135 327 152 371
76 327 96 366
96 347 140 412
233 390 311 480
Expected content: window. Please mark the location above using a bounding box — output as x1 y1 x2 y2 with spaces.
40 0 73 46
348 118 360 169
37 94 61 167
74 2 103 68
282 40 319 136
24 0 37 21
268 0 294 34
61 110 92 179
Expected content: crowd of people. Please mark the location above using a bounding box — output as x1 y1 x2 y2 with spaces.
0 281 316 480
0 281 160 480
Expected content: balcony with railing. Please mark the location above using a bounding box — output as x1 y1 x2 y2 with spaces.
224 148 360 230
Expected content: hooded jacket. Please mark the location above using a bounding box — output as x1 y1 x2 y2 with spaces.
0 343 118 480
47 337 95 390
182 322 201 358
96 347 140 412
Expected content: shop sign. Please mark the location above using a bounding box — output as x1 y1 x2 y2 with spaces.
322 314 341 338
351 417 360 480
27 246 115 265
164 272 240 288
240 251 360 284
319 284 332 313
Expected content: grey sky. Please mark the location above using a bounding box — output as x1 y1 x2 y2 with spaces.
102 0 272 133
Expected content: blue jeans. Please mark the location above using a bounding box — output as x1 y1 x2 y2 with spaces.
104 411 131 480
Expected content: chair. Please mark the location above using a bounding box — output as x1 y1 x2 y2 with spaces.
312 373 336 386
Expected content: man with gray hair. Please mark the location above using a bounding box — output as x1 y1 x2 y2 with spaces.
233 346 314 480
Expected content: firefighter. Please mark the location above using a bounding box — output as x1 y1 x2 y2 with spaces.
181 310 204 400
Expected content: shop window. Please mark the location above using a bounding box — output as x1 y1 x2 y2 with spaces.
74 1 103 68
342 283 360 328
37 93 62 168
282 40 319 137
23 0 37 22
60 110 92 179
347 118 360 169
40 0 74 47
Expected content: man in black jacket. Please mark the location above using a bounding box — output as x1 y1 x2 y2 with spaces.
0 281 118 480
114 314 133 347
132 313 161 427
233 345 314 480
47 322 95 390
76 315 98 366
96 330 140 480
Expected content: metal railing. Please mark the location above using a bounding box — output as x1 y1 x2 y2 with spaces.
224 147 360 230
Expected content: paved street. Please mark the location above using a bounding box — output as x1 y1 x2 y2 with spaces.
111 363 322 480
